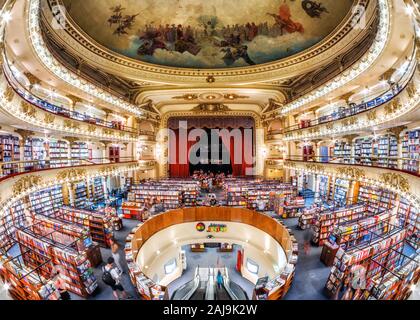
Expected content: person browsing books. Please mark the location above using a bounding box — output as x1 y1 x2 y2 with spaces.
102 257 131 300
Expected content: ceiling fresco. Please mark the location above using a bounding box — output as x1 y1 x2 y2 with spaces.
61 0 355 69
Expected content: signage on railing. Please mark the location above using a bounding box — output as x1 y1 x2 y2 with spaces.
196 222 227 233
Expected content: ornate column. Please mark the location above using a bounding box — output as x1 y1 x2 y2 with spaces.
387 125 407 169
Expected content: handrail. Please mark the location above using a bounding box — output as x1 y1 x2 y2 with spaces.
205 267 215 300
275 46 417 134
2 55 154 137
172 267 201 300
222 267 240 300
284 155 420 177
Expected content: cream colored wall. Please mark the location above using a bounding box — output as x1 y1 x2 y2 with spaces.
136 221 287 286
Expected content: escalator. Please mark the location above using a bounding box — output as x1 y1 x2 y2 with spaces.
189 284 206 300
171 267 248 300
215 284 232 300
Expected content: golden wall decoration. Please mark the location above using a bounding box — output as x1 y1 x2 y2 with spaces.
326 123 334 131
284 161 297 169
20 101 37 118
385 98 400 115
336 167 365 179
192 103 230 113
103 129 113 135
56 168 87 181
44 113 55 124
99 166 117 174
380 173 410 193
13 175 42 196
367 110 377 121
88 124 96 133
341 117 358 127
172 94 198 101
4 85 15 102
64 119 80 130
305 164 325 172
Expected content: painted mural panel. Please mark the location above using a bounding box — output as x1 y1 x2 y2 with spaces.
61 0 355 69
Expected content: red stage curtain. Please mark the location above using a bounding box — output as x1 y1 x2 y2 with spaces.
169 129 200 178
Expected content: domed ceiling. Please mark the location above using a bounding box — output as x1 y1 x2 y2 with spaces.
61 0 355 69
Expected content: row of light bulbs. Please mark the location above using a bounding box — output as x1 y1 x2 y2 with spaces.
280 0 391 115
284 164 420 211
283 72 419 141
27 0 145 118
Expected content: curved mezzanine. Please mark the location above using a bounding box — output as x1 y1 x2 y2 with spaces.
125 207 298 300
282 157 420 211
0 158 156 218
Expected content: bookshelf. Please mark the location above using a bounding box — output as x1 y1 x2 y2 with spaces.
0 135 20 176
328 209 393 250
51 206 114 247
402 129 420 173
49 140 69 167
29 185 64 217
324 228 407 298
74 181 88 208
0 200 27 252
397 197 418 237
318 175 330 201
330 178 350 207
355 137 375 166
357 184 397 214
15 224 98 297
362 245 420 300
92 177 105 203
312 204 368 246
377 134 398 169
0 252 60 300
333 141 351 163
71 142 89 159
298 206 319 230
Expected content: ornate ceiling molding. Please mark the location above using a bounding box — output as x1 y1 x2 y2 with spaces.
40 0 374 85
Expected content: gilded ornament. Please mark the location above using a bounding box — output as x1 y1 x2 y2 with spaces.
4 85 15 102
44 113 55 124
380 173 410 193
13 176 42 196
20 101 37 118
336 167 365 179
56 169 87 181
367 110 377 121
87 125 96 133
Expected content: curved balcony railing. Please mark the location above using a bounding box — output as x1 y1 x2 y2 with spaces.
284 155 420 177
281 50 418 134
0 157 139 182
2 55 154 137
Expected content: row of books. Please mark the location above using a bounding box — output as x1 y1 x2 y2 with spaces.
402 129 420 172
0 135 20 176
51 206 113 247
125 228 167 300
15 227 98 297
312 204 367 246
325 228 407 296
29 186 64 217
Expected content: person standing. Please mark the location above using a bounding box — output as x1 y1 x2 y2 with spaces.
53 269 71 300
102 257 131 300
110 237 124 273
216 270 224 289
